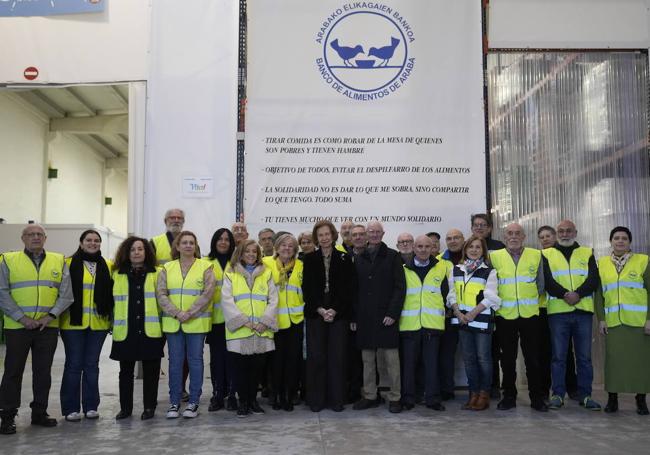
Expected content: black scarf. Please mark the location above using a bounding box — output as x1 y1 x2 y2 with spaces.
69 249 114 325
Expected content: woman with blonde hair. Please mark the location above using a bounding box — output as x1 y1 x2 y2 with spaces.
222 239 278 417
263 234 304 411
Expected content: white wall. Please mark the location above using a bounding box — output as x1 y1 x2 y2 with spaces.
104 169 128 236
489 0 650 48
45 133 104 226
143 1 239 248
0 0 150 83
0 93 46 224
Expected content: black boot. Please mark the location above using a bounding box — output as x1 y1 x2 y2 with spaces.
636 394 649 415
604 393 618 413
0 410 17 435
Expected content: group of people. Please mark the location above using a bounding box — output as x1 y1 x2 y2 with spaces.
0 208 648 435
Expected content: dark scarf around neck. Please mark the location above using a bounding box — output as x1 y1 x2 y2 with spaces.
69 249 114 325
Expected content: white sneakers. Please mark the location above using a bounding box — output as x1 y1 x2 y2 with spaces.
65 412 82 422
182 403 199 418
85 410 99 419
166 403 200 419
166 404 180 419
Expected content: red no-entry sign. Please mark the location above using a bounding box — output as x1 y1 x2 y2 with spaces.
23 67 39 81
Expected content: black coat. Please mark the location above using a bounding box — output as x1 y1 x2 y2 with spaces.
354 242 406 349
302 247 357 321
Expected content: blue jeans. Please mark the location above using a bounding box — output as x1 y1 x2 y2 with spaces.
548 311 593 400
167 331 206 405
458 330 492 393
60 329 108 415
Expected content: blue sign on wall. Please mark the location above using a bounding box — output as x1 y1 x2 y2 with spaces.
0 0 105 17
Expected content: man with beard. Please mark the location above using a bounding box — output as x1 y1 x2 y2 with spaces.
151 209 186 266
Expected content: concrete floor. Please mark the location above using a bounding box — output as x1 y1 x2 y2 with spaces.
1 340 649 455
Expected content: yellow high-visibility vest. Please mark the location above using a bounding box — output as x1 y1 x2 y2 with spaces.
544 247 594 314
598 254 648 328
400 261 447 331
161 258 213 333
206 258 228 324
60 258 113 331
112 270 162 341
450 265 494 332
263 256 304 329
2 251 65 329
152 233 172 266
224 267 274 341
491 248 541 320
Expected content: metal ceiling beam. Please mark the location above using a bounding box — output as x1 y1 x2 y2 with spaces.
108 85 128 108
106 157 128 170
75 134 119 159
62 87 96 116
50 114 128 135
113 134 129 151
15 91 66 118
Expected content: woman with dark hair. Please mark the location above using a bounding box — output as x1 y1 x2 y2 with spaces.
446 235 500 411
302 220 356 412
596 226 650 415
205 228 237 412
59 229 114 422
222 239 278 417
263 233 304 411
157 231 215 419
110 237 164 420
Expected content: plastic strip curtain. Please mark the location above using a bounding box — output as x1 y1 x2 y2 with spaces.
487 52 650 258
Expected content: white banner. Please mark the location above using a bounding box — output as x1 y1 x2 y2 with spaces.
246 0 486 244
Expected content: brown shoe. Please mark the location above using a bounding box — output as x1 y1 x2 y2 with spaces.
472 391 490 411
462 393 479 410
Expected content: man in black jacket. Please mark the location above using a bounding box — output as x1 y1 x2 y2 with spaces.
352 221 406 413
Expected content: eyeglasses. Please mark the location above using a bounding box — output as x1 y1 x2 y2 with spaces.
397 240 413 245
472 223 489 229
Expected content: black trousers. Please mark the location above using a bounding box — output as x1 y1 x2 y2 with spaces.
438 319 458 395
538 308 578 396
207 323 236 399
118 359 161 412
400 329 442 406
495 316 544 402
272 322 304 402
347 328 363 402
233 353 266 406
306 317 348 409
0 328 58 415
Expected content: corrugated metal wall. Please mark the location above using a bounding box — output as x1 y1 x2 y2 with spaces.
487 51 650 385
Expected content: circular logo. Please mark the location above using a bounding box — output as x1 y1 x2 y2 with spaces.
323 11 408 93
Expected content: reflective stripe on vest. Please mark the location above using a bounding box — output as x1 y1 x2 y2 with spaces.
598 254 648 328
60 258 113 331
491 248 541 320
2 251 64 329
225 267 274 341
206 259 227 324
263 256 304 330
152 234 172 266
543 247 594 314
112 270 162 341
450 265 494 333
162 259 213 333
400 262 448 332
